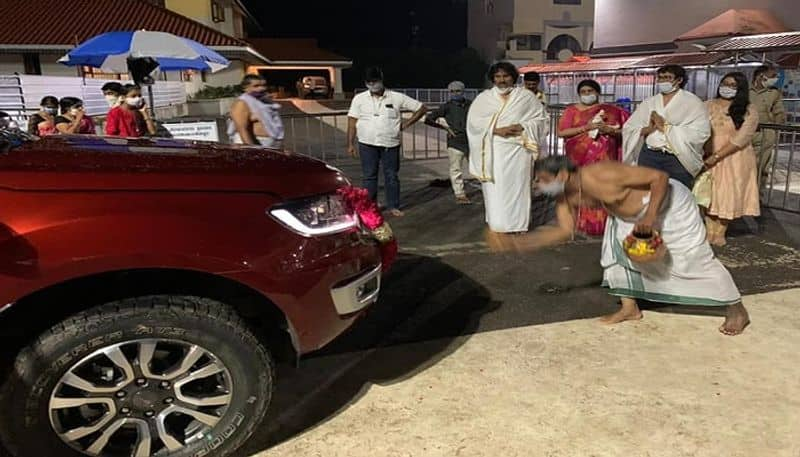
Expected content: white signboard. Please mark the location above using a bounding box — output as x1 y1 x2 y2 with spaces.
162 121 220 142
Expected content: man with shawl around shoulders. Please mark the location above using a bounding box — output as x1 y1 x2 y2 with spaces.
622 65 710 190
467 61 547 237
229 74 285 149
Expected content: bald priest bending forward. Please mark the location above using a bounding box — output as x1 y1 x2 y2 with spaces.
487 155 749 335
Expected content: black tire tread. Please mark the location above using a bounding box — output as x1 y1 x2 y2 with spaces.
2 295 273 457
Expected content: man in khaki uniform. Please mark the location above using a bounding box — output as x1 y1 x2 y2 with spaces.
750 65 786 187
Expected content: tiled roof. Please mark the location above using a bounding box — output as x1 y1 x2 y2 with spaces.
520 52 731 74
520 58 641 74
626 52 729 68
705 31 800 52
676 9 789 41
0 0 246 48
246 38 351 63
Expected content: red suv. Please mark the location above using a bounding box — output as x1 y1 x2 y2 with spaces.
0 131 382 457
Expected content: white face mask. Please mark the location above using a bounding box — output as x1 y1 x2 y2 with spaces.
105 95 119 107
718 87 738 99
580 94 598 105
493 85 513 96
366 81 384 93
126 96 143 108
764 77 779 88
42 106 57 115
657 82 678 94
539 179 565 197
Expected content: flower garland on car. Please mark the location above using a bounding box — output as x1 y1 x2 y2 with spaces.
337 186 398 271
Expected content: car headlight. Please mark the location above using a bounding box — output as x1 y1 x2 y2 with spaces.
269 194 357 236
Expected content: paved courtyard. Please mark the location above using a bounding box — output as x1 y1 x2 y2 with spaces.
235 158 800 457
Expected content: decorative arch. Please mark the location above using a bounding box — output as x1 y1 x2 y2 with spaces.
546 34 583 61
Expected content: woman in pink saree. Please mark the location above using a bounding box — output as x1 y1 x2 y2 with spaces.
557 79 630 235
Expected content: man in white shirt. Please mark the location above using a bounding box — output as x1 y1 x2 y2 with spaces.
347 67 427 217
467 62 547 234
622 65 710 189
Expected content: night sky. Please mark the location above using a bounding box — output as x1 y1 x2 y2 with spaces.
241 0 468 53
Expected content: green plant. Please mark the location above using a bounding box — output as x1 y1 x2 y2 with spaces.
190 84 243 100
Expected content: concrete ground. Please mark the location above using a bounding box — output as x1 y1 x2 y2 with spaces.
237 158 800 457
257 289 800 457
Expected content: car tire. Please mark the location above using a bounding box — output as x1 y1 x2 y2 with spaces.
0 295 273 457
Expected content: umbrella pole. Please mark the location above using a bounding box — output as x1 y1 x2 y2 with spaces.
147 85 156 120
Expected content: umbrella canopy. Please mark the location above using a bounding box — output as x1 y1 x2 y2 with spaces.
58 30 230 73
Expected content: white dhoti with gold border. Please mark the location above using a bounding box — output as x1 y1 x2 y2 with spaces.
601 180 741 306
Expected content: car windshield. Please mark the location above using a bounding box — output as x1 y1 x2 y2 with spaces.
306 77 326 85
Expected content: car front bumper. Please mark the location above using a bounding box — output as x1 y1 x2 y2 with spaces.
330 263 381 315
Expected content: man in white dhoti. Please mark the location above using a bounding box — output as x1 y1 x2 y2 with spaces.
486 155 750 335
622 65 710 189
468 62 547 233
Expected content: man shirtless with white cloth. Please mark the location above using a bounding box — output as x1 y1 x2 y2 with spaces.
468 62 547 233
486 155 750 336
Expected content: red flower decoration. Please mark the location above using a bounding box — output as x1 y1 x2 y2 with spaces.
337 185 397 271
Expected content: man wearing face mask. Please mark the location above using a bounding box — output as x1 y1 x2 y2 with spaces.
622 65 710 189
347 67 427 217
467 61 547 234
523 71 546 106
750 65 786 188
229 74 284 149
101 82 124 109
487 155 750 336
424 80 472 204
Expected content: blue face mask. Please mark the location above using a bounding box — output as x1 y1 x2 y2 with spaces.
451 94 465 102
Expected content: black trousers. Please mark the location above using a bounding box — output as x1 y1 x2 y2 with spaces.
637 145 694 189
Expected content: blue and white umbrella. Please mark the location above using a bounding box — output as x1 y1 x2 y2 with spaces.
58 30 230 73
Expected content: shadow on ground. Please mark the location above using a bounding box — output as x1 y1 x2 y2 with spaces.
234 253 500 455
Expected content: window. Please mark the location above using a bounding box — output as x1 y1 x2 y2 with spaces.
23 54 41 75
484 0 494 15
515 35 542 51
554 0 581 4
211 1 225 23
81 66 128 80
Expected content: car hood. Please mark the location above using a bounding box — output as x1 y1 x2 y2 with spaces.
0 135 348 199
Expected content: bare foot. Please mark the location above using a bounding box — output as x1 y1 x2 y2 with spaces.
599 307 643 325
719 302 750 335
708 236 727 247
484 229 516 252
455 195 472 205
388 209 404 217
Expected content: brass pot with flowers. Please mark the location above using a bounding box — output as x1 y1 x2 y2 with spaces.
622 230 666 263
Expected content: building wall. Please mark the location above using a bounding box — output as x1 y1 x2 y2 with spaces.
0 55 24 74
40 60 80 77
593 0 800 51
164 0 246 39
204 60 246 87
469 0 595 65
468 0 515 63
165 0 213 27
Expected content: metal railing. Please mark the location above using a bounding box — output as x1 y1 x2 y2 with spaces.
759 123 800 213
354 88 482 104
0 74 187 119
280 110 452 162
276 104 617 163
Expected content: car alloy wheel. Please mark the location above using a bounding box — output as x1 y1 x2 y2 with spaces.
48 339 233 456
